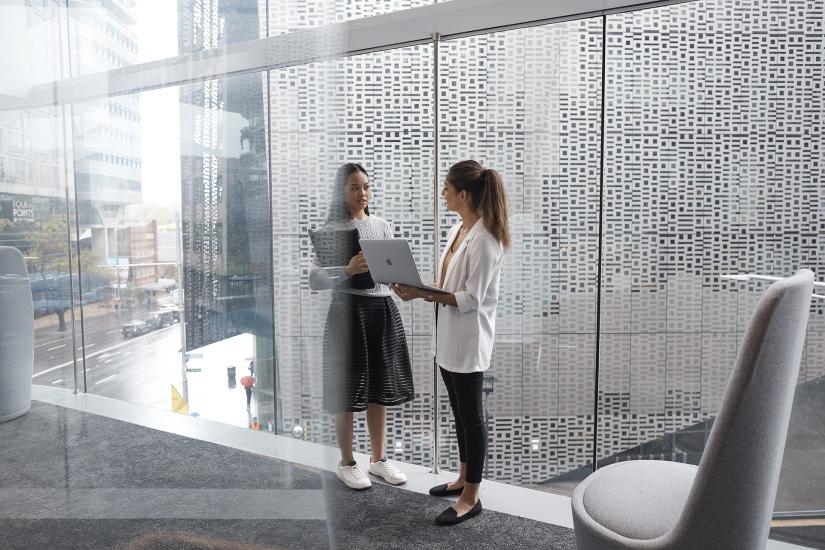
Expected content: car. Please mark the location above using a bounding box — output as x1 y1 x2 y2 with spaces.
161 305 181 322
121 320 149 338
146 310 173 329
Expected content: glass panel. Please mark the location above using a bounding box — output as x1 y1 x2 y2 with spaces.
2 107 76 392
269 44 435 464
0 1 77 392
72 71 274 428
179 71 275 428
71 87 174 404
602 0 825 544
268 0 436 36
0 0 65 90
65 0 265 78
439 18 604 491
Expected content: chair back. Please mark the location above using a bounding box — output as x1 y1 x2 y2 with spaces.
673 269 814 549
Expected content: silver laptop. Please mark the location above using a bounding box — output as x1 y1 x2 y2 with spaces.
359 239 448 294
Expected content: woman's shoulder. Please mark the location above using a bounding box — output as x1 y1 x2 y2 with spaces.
319 219 350 230
368 214 389 224
469 223 504 253
366 215 392 230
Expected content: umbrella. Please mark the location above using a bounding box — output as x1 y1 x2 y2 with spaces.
240 375 256 389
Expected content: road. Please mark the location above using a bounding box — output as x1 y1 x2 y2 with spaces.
33 312 136 379
33 315 257 429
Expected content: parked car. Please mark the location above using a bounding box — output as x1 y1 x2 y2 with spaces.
121 320 149 338
146 310 173 329
161 305 181 322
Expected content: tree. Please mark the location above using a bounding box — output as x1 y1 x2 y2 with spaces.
27 216 111 332
26 217 70 330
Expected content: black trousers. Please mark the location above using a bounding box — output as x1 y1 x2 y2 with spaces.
440 367 487 484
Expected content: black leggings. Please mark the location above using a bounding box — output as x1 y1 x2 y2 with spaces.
440 367 487 484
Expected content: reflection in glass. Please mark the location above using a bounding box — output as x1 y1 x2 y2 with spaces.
179 69 274 428
64 0 262 78
69 69 274 428
0 104 75 391
269 44 435 466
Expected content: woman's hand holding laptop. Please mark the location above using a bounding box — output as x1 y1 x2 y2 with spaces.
391 283 428 301
344 251 369 278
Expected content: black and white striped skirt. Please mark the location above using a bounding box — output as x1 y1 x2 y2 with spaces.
323 293 414 413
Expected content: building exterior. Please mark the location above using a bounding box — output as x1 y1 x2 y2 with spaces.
117 220 158 288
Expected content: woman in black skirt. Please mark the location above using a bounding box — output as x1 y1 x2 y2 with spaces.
309 163 415 490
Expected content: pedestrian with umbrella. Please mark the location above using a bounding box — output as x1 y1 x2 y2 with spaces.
240 373 256 408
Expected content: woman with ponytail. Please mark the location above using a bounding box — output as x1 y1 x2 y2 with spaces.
392 160 509 526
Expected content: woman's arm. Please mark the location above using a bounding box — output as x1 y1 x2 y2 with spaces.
452 234 503 314
309 254 368 290
309 258 344 290
391 284 458 307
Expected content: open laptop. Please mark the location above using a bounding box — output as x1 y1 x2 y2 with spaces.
359 239 449 294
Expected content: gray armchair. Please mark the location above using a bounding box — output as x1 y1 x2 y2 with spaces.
572 269 814 550
0 246 34 423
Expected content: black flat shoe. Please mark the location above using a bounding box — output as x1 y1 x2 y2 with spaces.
435 500 482 526
429 483 465 497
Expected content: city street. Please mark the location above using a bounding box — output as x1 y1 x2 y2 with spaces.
32 313 258 429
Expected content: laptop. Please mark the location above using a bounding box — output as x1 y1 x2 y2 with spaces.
359 239 449 294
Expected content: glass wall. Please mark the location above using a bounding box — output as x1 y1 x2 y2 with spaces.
1 2 77 392
178 70 275 427
267 0 436 36
65 0 262 77
2 0 824 545
2 105 77 392
438 19 604 489
67 70 273 428
268 43 436 464
600 0 825 522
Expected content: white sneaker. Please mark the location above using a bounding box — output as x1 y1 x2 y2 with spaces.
336 461 372 490
368 458 407 485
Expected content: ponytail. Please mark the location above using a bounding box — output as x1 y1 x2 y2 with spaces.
445 160 511 249
479 168 511 249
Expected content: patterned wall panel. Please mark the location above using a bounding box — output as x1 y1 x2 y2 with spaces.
438 19 603 485
267 0 434 35
268 0 823 492
269 44 437 466
600 0 825 465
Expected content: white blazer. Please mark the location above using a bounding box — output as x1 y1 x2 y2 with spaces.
433 220 504 373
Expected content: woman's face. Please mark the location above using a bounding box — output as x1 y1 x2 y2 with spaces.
442 179 463 212
344 171 371 216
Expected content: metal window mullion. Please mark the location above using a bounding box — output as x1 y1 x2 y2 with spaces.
431 31 441 475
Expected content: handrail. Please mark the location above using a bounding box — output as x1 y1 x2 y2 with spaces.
720 273 825 300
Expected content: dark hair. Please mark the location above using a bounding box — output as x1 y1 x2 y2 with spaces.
446 160 510 249
327 163 370 222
